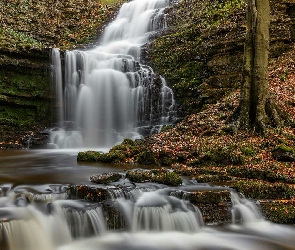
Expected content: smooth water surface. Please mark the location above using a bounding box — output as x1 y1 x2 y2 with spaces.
0 149 129 185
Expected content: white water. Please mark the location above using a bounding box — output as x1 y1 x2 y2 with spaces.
51 0 175 149
1 183 295 250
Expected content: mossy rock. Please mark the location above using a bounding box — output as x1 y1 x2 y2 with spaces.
125 169 153 183
135 150 156 165
272 144 295 162
182 190 232 204
151 172 182 186
198 146 244 166
156 150 178 166
99 152 126 164
90 172 122 184
194 174 232 183
77 150 126 164
228 166 295 184
126 169 182 186
232 180 295 200
67 185 109 202
77 151 101 162
260 200 295 224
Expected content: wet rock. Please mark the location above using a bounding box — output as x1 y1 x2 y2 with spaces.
126 168 182 186
67 185 109 202
90 173 122 184
171 189 232 224
260 200 295 224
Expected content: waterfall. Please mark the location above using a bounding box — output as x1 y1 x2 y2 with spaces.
51 48 64 127
0 183 295 250
132 192 203 232
50 0 175 149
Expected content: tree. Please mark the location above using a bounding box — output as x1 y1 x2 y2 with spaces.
233 0 292 134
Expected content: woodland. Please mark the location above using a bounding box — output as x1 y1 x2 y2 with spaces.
1 0 295 223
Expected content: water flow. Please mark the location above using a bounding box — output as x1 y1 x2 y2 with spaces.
0 183 295 250
51 0 175 149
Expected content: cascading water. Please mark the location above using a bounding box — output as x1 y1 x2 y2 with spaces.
50 0 175 149
1 181 295 250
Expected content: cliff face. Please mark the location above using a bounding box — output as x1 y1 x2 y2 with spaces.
148 0 295 117
0 0 124 148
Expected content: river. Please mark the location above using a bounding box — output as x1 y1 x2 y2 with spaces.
1 0 295 248
0 149 295 250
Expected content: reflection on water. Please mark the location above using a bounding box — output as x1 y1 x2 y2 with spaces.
0 149 130 185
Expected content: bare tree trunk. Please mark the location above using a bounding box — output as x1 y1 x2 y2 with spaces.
235 0 291 134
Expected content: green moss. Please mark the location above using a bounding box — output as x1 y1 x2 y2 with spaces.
241 144 256 157
184 190 231 204
152 172 182 186
149 32 203 114
77 151 101 162
195 174 232 183
202 0 244 27
198 145 244 166
77 150 126 164
228 166 295 183
135 151 155 165
90 172 121 184
126 169 182 186
100 151 126 164
121 138 136 146
156 150 178 166
0 27 44 51
125 169 153 183
148 0 245 115
260 201 295 224
232 180 295 200
275 144 294 153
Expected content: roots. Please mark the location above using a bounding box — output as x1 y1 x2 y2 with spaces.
229 97 294 135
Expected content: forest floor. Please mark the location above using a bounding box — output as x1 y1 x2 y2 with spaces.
135 45 295 223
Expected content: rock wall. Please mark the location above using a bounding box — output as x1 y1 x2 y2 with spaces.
148 0 295 116
0 0 125 148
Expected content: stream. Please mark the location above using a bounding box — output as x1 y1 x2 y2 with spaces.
1 0 295 248
0 150 295 250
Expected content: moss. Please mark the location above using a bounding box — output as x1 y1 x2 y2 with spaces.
90 172 121 184
198 145 244 166
184 190 232 204
232 180 295 200
121 138 136 146
67 185 109 202
275 144 294 153
77 151 101 162
126 168 182 186
135 151 156 165
125 169 153 183
110 139 140 158
0 27 44 51
228 166 295 183
151 171 182 186
156 150 178 166
99 151 126 164
241 144 256 157
195 174 232 183
260 201 295 224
